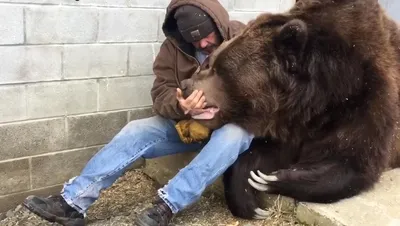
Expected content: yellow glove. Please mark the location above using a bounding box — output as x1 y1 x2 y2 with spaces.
175 120 211 144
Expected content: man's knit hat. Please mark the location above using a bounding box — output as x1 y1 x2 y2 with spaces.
174 5 217 43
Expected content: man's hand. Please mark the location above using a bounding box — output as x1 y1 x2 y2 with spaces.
176 88 207 115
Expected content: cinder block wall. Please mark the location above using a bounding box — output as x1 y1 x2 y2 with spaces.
0 0 295 212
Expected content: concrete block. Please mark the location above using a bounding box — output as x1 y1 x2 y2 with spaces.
356 168 400 217
26 80 97 119
0 118 66 161
259 193 297 212
26 6 98 44
128 107 155 121
61 0 129 7
66 111 128 149
0 159 30 196
98 8 159 42
98 76 154 111
158 11 166 42
0 0 59 3
127 0 170 8
143 152 198 185
31 147 100 189
218 0 233 10
63 44 128 79
379 0 400 22
0 85 26 123
64 0 170 7
229 12 263 24
280 0 296 12
233 0 281 12
61 0 169 7
128 44 154 76
152 43 162 61
0 5 23 44
296 203 343 226
296 169 400 226
0 184 62 213
0 46 62 84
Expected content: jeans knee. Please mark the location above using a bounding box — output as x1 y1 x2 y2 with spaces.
218 123 253 139
117 116 169 139
119 118 145 135
212 123 254 150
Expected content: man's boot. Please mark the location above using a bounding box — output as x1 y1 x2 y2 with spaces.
135 198 174 226
23 195 85 226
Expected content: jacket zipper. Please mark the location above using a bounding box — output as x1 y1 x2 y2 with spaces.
169 37 201 67
171 40 201 77
167 38 201 89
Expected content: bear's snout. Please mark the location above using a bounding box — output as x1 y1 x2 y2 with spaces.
180 79 194 98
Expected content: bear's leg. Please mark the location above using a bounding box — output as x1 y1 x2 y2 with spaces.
223 162 270 220
248 160 372 203
223 140 281 220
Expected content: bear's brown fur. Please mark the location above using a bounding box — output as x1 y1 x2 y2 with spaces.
180 0 400 220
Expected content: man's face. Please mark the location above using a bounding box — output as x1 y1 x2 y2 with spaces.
191 31 221 55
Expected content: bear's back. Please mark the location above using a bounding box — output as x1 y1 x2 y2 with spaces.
295 0 400 168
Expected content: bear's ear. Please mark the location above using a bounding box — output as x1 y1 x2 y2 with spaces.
274 19 308 74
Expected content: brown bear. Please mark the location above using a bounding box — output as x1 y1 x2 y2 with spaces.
180 0 400 220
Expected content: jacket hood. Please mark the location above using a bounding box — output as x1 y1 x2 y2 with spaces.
161 0 231 53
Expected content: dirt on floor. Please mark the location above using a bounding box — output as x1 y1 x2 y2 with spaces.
0 168 306 226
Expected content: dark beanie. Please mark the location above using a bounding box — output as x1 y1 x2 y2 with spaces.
174 5 217 43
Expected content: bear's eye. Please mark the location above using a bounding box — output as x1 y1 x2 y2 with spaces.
287 55 298 74
260 17 288 29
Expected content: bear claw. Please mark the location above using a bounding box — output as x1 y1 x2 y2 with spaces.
250 171 268 184
256 170 278 182
253 207 271 219
248 178 269 191
248 170 278 191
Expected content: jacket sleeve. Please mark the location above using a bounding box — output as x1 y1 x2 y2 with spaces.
151 40 188 120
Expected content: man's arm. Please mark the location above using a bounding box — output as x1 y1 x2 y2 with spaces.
151 40 188 120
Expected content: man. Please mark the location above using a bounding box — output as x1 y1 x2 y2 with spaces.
22 0 252 226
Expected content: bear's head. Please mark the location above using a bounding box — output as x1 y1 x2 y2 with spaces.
180 0 398 140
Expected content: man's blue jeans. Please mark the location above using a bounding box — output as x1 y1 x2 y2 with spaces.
60 115 254 214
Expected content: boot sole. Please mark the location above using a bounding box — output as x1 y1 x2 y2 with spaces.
134 217 154 226
134 213 171 226
23 195 85 226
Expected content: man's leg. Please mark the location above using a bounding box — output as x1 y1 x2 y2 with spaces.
135 123 254 226
22 116 202 226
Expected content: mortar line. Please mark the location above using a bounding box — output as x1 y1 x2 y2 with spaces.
0 105 152 126
231 9 275 13
60 44 65 80
0 74 154 87
0 145 105 164
96 79 100 112
126 45 130 76
0 41 159 47
152 38 159 61
0 2 167 10
29 157 33 190
22 6 26 44
24 84 28 120
127 110 131 123
0 183 65 199
95 9 100 42
64 115 68 149
156 12 161 43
